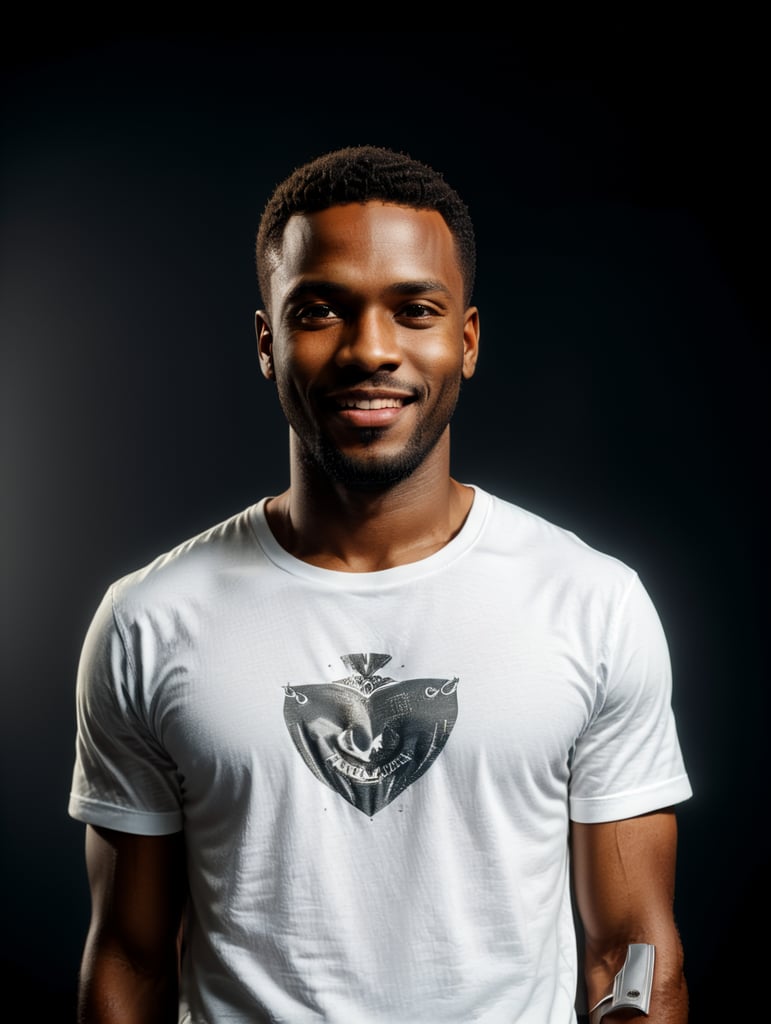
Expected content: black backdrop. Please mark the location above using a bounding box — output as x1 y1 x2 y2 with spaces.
2 29 767 1019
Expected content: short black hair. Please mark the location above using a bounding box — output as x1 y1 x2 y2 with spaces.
255 145 476 309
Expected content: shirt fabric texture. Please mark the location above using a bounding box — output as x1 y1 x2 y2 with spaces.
69 486 692 1023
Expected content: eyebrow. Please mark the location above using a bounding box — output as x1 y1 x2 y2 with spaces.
390 280 452 298
283 278 452 306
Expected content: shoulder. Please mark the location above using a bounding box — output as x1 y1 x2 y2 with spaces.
479 488 638 595
108 502 265 618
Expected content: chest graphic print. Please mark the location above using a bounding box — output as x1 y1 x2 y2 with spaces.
282 653 459 815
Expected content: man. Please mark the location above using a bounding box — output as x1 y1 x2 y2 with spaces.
69 145 692 1023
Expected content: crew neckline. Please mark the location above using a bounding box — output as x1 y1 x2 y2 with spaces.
248 486 490 588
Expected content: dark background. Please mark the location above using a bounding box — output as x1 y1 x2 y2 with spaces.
2 28 767 1019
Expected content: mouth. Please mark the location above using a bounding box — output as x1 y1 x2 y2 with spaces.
337 396 408 411
327 389 417 429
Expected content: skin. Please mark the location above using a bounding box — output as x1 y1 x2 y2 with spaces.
255 202 481 571
78 826 185 1023
572 812 688 1022
78 201 687 1022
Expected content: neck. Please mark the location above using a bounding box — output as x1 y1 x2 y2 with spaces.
265 431 474 572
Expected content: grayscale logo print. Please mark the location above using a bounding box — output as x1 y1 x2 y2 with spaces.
282 653 459 815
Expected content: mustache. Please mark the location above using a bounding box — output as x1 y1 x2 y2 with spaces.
328 370 423 396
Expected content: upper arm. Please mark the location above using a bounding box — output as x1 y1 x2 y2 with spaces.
571 809 688 1020
79 824 187 1022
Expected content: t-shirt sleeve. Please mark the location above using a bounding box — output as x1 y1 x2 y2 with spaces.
568 571 692 823
68 585 184 835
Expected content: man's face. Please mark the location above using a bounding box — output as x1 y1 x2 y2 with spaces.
256 202 479 491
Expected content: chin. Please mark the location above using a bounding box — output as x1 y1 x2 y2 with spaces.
306 442 429 493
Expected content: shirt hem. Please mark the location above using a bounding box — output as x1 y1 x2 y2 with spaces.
569 774 693 823
68 793 183 835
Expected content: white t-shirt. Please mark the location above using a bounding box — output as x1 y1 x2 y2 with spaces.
69 487 692 1023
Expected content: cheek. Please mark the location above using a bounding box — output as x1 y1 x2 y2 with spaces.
412 335 466 378
287 330 342 370
275 343 325 386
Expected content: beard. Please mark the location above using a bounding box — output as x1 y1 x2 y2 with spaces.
284 380 462 493
301 430 438 492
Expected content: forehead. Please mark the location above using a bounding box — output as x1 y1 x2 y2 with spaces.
271 202 462 299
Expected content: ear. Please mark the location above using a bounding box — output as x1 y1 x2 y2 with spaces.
255 310 275 381
461 307 480 380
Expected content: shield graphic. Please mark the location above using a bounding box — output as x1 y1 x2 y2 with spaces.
282 653 459 815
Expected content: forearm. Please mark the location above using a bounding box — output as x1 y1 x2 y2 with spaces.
79 826 186 1023
78 940 179 1024
573 813 688 1024
585 931 688 1024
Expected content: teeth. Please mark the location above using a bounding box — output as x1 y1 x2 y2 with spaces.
339 397 405 410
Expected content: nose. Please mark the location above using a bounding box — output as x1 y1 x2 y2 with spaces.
334 309 402 372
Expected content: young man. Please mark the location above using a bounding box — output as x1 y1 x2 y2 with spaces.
69 146 693 1023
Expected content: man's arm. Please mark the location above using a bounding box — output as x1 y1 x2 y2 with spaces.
78 824 187 1024
571 809 688 1023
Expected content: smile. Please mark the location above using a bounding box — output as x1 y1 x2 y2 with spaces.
337 397 406 410
328 392 415 431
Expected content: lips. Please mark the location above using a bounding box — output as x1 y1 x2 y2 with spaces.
328 389 416 429
338 396 405 410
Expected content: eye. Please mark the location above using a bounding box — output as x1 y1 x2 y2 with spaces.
398 302 440 323
295 303 338 323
